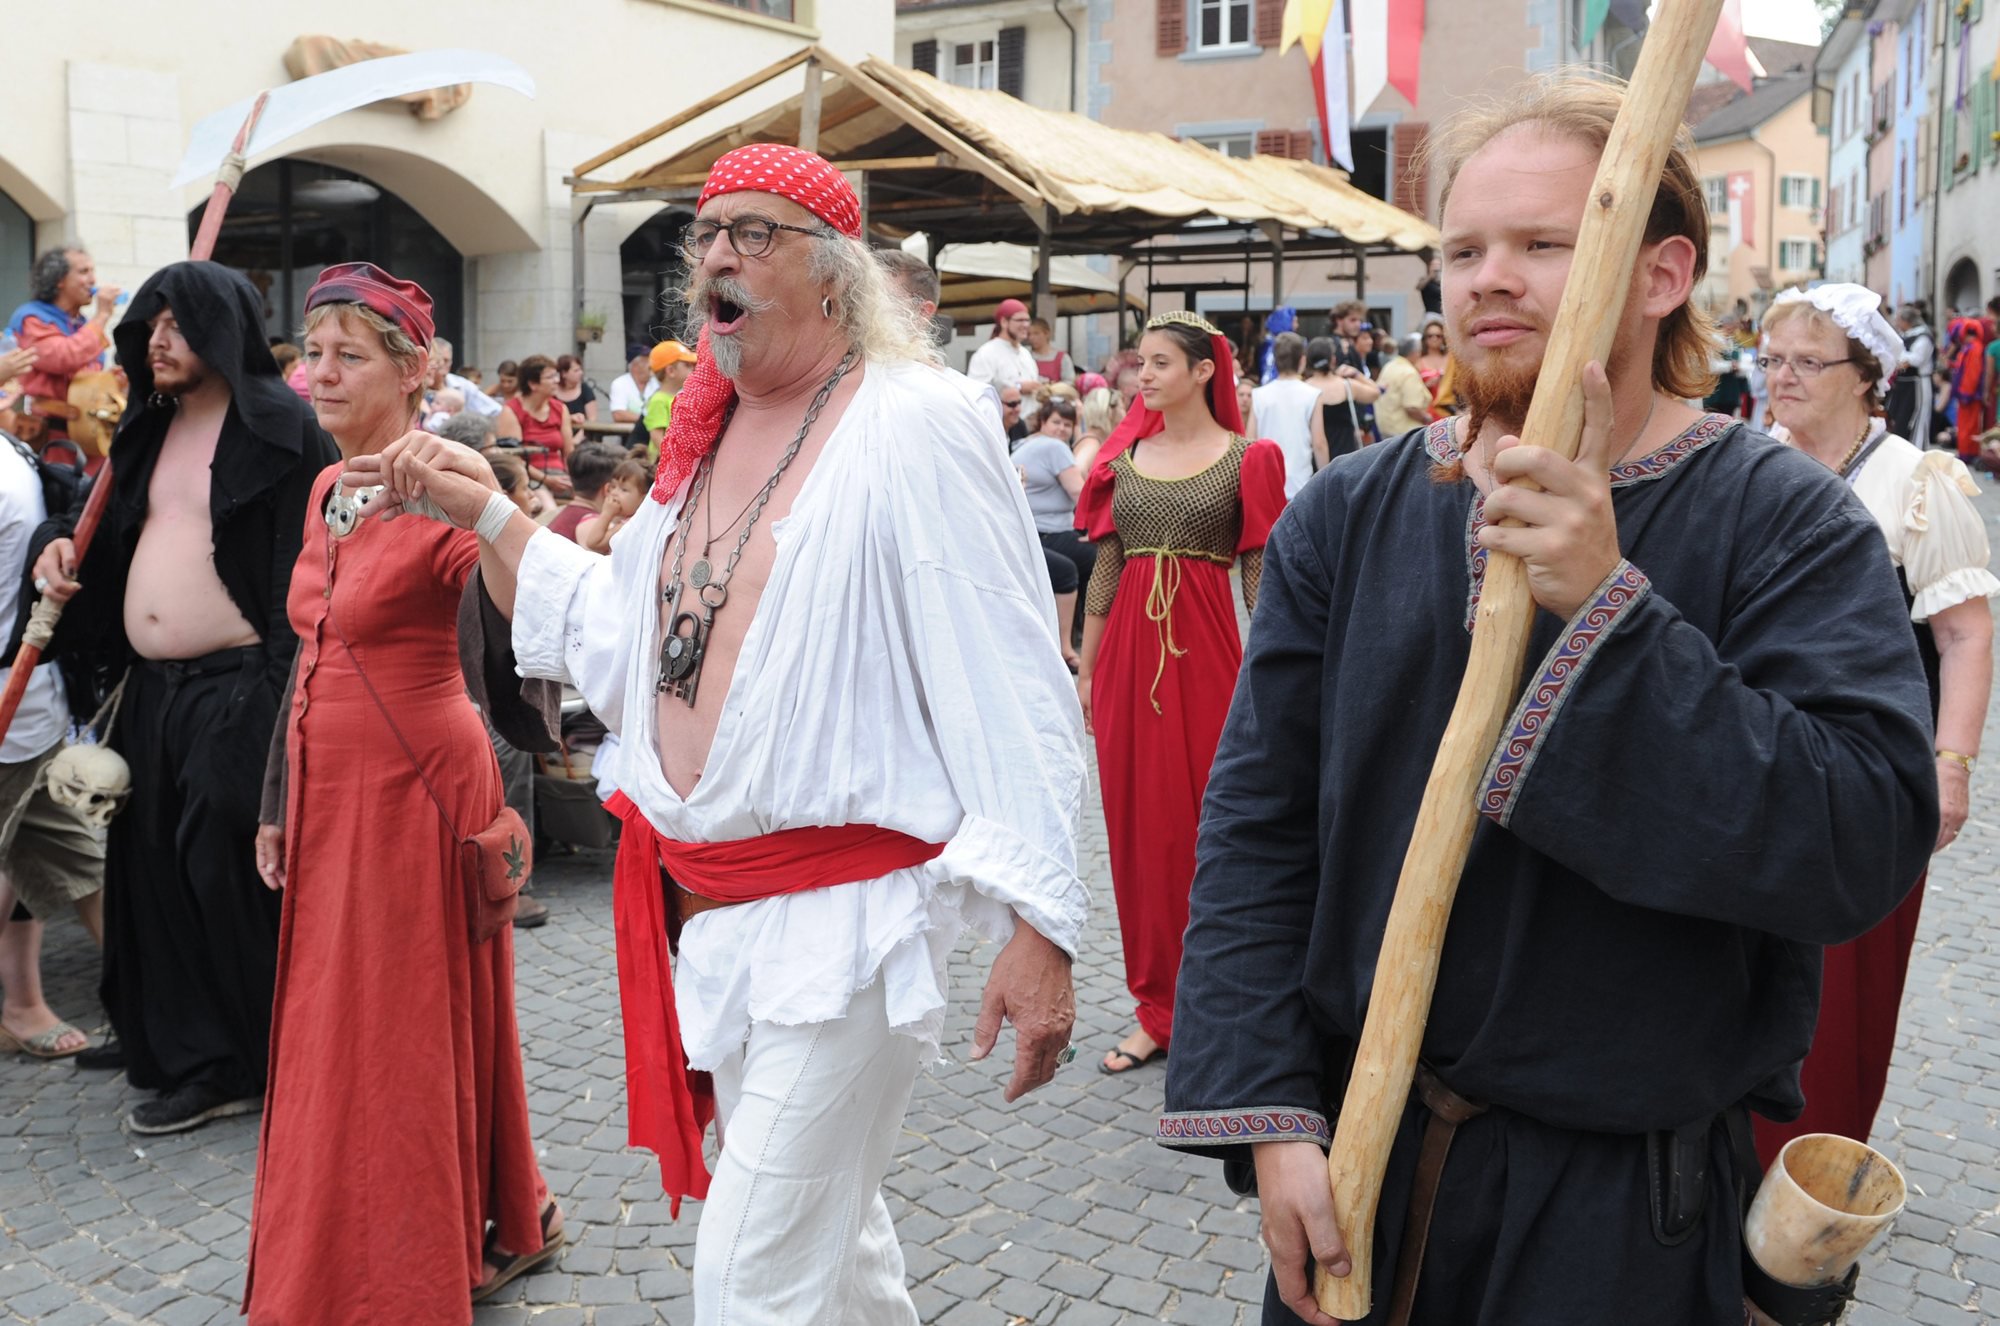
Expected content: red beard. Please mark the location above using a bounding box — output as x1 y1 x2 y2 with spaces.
1455 344 1542 441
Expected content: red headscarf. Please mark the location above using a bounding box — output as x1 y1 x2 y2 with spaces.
652 146 865 504
303 262 434 350
1949 316 1989 406
1074 322 1245 539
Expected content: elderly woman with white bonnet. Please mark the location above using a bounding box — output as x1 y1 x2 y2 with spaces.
1755 281 1998 1164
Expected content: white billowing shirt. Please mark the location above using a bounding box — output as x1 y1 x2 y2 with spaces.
1251 377 1322 497
966 337 1038 391
1848 428 2000 621
0 444 66 763
513 358 1089 1069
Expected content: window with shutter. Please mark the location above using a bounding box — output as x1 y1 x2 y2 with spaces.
1255 0 1284 45
1255 129 1292 157
997 26 1026 98
1158 0 1187 55
911 39 938 76
1393 121 1429 216
1945 108 1957 187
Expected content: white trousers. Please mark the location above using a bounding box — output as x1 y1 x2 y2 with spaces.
693 978 924 1325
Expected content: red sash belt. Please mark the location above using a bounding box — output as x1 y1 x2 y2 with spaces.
603 791 945 1212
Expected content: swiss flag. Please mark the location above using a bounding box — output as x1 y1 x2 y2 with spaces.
1726 171 1756 252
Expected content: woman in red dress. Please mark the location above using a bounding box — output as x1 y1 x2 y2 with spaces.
498 353 576 496
247 263 561 1324
1075 311 1285 1074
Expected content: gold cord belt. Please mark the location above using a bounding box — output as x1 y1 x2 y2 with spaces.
1126 547 1230 713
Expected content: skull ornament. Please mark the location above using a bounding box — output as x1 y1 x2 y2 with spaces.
44 743 133 828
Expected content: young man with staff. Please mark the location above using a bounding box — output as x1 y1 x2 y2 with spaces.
1158 74 1937 1326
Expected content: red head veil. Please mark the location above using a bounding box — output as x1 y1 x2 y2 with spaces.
1074 312 1245 538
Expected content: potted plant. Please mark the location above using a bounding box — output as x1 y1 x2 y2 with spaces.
575 309 607 343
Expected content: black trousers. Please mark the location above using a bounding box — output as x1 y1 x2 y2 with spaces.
103 646 282 1094
1040 528 1096 640
1263 1099 1748 1325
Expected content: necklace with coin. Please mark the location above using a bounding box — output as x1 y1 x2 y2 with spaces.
657 349 857 704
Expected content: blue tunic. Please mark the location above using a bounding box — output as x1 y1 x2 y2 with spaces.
1160 416 1938 1324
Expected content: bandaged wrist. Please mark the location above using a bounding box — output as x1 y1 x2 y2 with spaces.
474 489 518 544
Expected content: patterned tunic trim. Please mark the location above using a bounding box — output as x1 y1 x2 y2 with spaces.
1157 1107 1332 1149
1478 560 1653 826
1423 412 1735 488
1432 414 1729 632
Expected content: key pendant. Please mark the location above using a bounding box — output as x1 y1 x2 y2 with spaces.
658 609 708 703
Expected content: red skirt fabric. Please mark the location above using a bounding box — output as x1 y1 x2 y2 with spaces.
1753 874 1927 1169
246 468 547 1325
1092 554 1242 1049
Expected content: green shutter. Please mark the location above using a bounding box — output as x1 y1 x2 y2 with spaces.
1812 176 1822 209
1946 108 1958 186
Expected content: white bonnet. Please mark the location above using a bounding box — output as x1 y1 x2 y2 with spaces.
1768 284 1903 392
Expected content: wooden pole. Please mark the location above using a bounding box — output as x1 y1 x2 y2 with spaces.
1311 2 1726 1318
798 56 824 153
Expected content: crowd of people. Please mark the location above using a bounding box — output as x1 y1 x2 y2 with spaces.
0 70 1990 1326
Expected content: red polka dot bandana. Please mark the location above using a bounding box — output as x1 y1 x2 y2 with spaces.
695 144 862 239
650 327 737 504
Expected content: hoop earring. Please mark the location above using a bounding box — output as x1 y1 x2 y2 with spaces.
821 296 834 319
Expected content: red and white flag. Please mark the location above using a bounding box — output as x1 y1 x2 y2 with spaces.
1726 170 1756 251
1349 0 1424 114
1705 0 1754 94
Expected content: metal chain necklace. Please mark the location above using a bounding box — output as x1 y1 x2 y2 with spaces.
657 348 857 704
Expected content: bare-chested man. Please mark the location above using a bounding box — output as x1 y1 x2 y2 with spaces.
31 262 334 1133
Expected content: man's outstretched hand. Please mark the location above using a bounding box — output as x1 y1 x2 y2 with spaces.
971 920 1075 1101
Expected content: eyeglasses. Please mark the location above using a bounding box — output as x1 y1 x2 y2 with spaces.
682 216 826 260
1755 353 1864 378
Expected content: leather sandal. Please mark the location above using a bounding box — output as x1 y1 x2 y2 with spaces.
0 1021 89 1060
471 1202 565 1303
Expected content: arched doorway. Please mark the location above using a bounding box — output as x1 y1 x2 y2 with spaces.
0 187 34 326
621 208 692 352
1944 256 1982 319
189 160 464 349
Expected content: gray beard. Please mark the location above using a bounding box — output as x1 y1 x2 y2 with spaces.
707 328 742 379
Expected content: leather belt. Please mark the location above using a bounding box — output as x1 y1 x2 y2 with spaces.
672 881 741 925
1385 1063 1489 1326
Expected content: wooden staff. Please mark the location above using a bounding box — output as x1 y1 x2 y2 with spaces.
0 94 269 744
1313 1 1727 1317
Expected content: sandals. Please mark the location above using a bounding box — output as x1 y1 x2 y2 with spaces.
0 1020 89 1060
471 1202 565 1304
1098 1044 1166 1075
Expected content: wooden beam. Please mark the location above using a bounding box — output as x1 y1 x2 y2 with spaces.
572 45 817 180
616 154 956 190
808 50 1048 217
798 57 824 153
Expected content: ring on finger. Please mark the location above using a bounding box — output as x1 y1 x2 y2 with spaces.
32 576 48 593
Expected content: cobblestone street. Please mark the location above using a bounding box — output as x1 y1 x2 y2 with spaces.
4 490 2000 1325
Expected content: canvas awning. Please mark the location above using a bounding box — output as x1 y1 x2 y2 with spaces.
916 239 1141 325
568 46 1437 256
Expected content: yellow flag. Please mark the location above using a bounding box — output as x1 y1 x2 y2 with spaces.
1282 0 1336 61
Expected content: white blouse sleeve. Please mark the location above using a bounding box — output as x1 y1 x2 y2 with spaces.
1904 452 2000 622
511 516 653 737
893 378 1091 956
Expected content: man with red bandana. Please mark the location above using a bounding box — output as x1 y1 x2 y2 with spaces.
28 262 334 1134
351 144 1087 1321
968 296 1039 394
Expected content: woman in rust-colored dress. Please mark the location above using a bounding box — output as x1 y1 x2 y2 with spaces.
247 263 561 1325
1076 311 1285 1076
